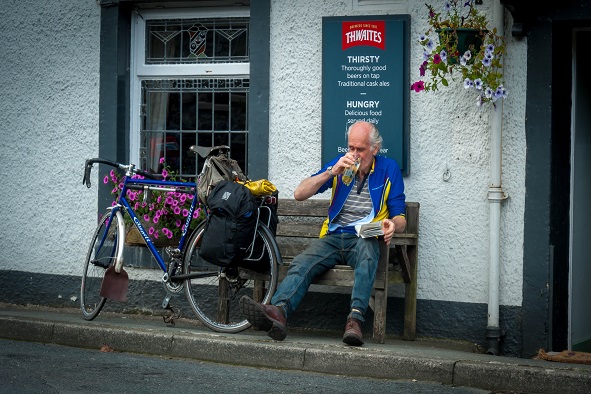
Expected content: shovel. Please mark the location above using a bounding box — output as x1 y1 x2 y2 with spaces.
100 265 129 302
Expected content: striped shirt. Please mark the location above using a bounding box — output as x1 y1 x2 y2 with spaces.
333 174 372 227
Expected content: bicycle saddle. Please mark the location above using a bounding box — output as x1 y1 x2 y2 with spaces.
189 145 231 158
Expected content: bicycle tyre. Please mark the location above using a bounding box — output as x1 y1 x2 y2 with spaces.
182 221 280 333
80 210 123 320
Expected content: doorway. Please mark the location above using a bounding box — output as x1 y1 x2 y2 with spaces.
569 29 591 352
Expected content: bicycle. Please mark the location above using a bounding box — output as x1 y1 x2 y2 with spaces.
80 147 280 333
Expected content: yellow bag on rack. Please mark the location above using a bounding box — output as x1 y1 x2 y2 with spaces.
237 179 277 197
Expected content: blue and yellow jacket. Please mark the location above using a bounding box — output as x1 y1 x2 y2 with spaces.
313 155 406 237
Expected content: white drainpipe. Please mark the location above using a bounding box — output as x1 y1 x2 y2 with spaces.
486 0 508 355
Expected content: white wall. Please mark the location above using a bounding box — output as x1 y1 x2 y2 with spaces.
0 0 527 309
0 0 101 276
268 0 527 307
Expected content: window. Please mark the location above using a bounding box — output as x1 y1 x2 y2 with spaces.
131 9 250 178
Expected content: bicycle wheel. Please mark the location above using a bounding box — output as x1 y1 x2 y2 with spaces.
80 210 123 320
182 221 280 333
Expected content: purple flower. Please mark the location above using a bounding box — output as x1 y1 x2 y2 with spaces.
174 206 181 215
419 61 428 77
148 227 155 235
463 78 474 89
144 214 150 221
159 157 165 164
182 209 189 217
162 169 168 179
103 176 109 184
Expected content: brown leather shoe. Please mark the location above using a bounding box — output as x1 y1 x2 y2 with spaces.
240 295 287 341
343 317 364 346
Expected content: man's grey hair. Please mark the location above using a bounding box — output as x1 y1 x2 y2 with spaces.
347 121 383 151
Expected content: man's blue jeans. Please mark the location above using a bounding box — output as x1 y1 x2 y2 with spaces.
271 233 380 322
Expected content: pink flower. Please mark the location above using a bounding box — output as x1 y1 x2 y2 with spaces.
411 81 425 92
433 54 441 64
159 157 165 164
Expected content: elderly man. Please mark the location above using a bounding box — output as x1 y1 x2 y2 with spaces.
240 121 406 346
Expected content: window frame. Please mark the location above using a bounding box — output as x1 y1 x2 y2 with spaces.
129 7 250 168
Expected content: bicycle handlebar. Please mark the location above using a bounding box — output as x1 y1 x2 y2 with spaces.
83 158 161 188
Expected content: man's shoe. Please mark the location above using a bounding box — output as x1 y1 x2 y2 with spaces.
342 318 364 346
239 295 287 341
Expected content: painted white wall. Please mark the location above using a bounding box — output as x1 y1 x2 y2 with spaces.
0 0 101 276
268 0 527 306
0 0 527 309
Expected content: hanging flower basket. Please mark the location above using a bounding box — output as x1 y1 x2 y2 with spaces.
435 28 486 64
410 1 508 107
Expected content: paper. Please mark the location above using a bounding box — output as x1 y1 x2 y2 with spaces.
354 221 384 238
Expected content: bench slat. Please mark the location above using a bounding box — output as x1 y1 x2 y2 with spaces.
277 222 323 238
277 199 328 217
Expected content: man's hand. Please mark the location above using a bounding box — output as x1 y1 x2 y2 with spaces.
381 218 395 245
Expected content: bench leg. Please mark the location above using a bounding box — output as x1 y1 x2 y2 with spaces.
372 241 389 343
403 245 417 340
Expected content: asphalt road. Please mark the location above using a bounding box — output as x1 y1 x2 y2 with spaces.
0 339 491 394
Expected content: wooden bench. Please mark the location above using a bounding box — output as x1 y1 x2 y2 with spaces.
274 199 419 343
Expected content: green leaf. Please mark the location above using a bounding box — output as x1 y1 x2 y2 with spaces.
441 78 448 87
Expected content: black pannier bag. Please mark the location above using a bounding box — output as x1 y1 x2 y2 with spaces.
199 181 258 267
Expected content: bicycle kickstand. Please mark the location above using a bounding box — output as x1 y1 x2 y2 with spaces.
160 294 182 326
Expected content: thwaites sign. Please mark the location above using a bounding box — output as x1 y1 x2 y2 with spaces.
322 15 410 175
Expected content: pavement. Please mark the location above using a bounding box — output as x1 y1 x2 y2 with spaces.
1 303 590 394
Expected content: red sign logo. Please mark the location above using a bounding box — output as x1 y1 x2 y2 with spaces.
342 21 385 50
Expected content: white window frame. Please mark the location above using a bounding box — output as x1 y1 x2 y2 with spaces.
129 7 250 166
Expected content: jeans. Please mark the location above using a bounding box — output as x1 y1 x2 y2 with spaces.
271 233 380 322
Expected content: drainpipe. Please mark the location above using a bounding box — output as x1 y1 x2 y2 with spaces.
486 0 508 356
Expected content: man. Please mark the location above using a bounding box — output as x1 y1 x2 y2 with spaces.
240 121 406 346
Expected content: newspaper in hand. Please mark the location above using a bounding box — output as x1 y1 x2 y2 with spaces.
354 221 384 238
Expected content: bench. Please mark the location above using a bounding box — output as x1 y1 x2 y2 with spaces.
274 199 419 343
